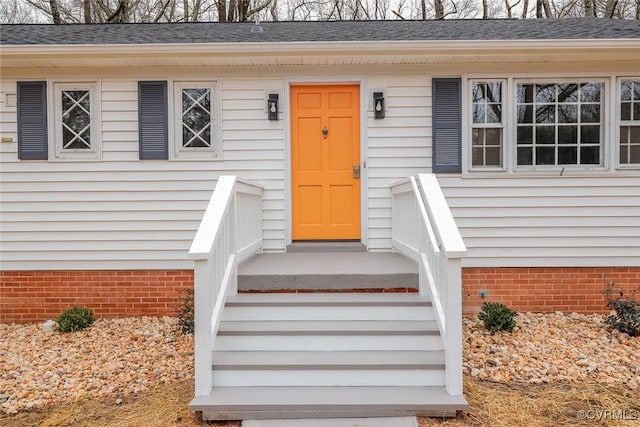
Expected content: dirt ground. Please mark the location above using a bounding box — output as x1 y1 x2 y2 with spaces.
2 377 638 427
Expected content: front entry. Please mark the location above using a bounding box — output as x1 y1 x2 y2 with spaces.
291 84 361 240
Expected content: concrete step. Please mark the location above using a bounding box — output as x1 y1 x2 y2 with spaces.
238 252 418 291
190 386 468 420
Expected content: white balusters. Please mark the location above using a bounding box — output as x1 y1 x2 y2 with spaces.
189 176 263 396
391 173 467 396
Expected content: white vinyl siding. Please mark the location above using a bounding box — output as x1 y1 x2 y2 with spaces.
366 76 431 251
0 81 18 151
438 175 640 267
222 78 285 251
2 69 639 271
0 76 285 270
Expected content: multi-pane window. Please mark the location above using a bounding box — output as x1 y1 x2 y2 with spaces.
61 90 91 149
173 82 218 158
516 82 603 167
53 83 99 159
619 79 640 165
471 81 503 168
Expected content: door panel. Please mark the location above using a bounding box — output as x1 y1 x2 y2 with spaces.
291 85 360 240
298 117 323 171
329 117 352 171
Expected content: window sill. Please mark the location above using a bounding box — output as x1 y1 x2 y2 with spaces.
170 153 222 161
460 168 640 179
51 155 102 162
616 164 640 171
468 166 506 173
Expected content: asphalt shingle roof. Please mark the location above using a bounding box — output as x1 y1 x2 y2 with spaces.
1 18 638 46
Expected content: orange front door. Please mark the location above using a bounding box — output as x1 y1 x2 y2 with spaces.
291 84 361 240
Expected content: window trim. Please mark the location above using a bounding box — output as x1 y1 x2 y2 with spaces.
171 80 221 160
50 81 101 161
512 78 607 172
468 79 507 172
463 76 611 175
616 76 640 169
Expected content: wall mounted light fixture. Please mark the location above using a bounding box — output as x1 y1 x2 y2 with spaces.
251 18 264 33
373 92 385 119
268 93 279 120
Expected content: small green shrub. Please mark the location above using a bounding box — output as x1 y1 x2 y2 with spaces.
606 299 640 337
175 287 194 334
478 302 517 334
56 306 95 333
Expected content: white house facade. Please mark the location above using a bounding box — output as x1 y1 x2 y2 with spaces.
1 19 639 320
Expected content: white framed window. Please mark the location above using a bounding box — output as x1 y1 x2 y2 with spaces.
52 82 100 160
618 78 640 167
515 80 605 169
470 80 505 169
172 81 220 159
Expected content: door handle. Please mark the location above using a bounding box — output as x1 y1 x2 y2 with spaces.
353 164 360 179
322 126 328 139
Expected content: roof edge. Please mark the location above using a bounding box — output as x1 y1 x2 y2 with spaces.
1 38 639 56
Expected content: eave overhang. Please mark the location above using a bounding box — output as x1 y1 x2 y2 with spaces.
1 39 638 68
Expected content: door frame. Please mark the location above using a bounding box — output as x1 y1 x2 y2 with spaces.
284 76 368 247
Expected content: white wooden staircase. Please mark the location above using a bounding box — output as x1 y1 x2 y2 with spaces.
188 174 468 421
190 292 467 420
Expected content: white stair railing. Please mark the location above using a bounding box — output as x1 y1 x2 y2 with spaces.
189 176 263 396
391 173 467 396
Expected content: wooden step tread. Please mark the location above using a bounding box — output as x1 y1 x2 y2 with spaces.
190 386 468 418
212 350 445 369
218 320 439 335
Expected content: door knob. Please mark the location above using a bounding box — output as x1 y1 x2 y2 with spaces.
322 126 328 138
353 164 360 179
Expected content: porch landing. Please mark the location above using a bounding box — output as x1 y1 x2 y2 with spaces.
238 252 418 291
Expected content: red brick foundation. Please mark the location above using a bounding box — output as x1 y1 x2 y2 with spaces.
0 270 193 324
462 267 640 315
2 267 639 324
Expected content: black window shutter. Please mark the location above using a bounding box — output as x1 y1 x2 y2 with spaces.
17 81 48 160
432 78 462 173
138 81 168 160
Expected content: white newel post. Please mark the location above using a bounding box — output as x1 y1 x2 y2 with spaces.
393 174 467 398
189 176 264 398
193 258 213 396
445 257 463 396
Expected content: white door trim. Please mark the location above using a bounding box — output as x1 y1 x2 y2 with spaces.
284 76 368 247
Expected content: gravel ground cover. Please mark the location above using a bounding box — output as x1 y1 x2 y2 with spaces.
0 317 193 415
463 312 640 389
1 312 638 417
